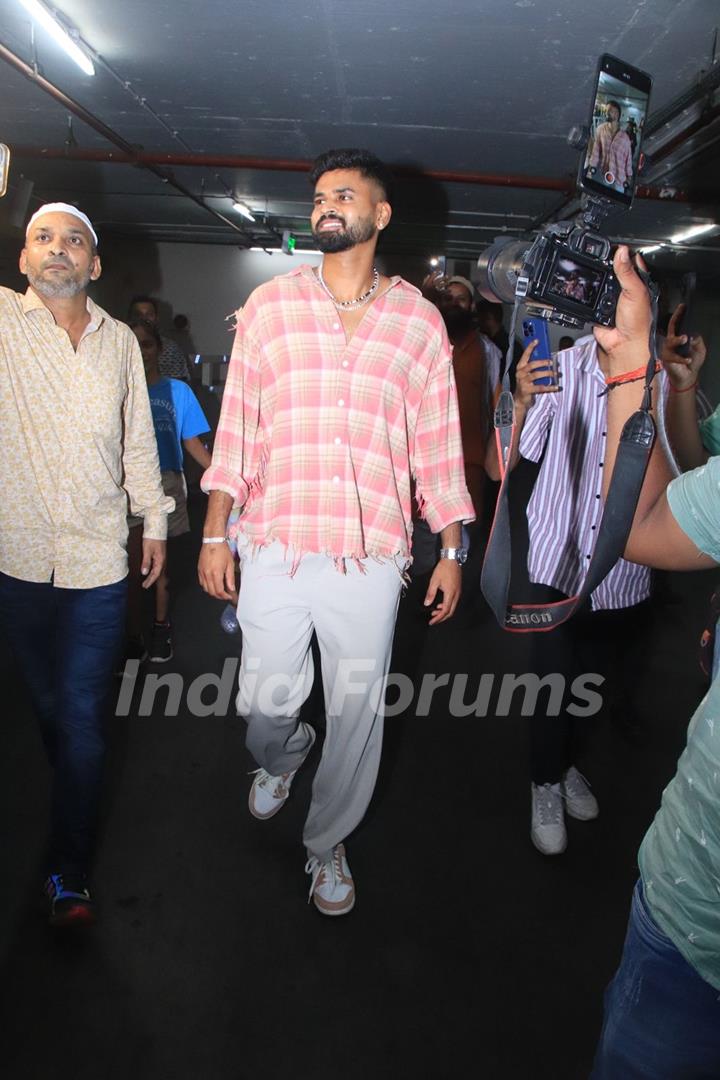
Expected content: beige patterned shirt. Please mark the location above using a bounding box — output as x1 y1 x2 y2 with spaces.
0 287 173 588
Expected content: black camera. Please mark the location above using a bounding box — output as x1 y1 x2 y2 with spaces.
478 224 618 329
476 54 652 329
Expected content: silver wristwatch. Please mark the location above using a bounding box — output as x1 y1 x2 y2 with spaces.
439 547 468 565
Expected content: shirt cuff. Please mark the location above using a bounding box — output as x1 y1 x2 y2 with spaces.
421 492 476 533
142 500 174 541
201 463 249 505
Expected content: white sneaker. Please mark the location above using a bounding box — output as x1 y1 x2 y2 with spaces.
531 782 567 855
562 766 599 821
305 843 355 916
248 727 316 820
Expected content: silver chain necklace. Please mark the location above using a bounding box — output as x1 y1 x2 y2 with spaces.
317 264 379 310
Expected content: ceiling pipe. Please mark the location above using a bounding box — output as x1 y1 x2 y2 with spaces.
0 41 254 241
9 144 693 202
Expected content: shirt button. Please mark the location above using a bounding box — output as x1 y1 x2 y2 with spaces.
586 554 591 560
599 462 604 468
333 322 341 330
591 524 597 530
342 360 349 368
338 398 345 407
332 475 340 484
334 437 342 445
596 494 601 499
602 431 607 437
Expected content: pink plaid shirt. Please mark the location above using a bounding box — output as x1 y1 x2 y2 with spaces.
202 265 474 561
589 123 633 187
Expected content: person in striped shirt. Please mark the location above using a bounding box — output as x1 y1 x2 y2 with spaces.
198 149 474 915
486 329 661 855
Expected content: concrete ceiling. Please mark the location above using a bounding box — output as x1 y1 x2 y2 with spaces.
1 0 719 277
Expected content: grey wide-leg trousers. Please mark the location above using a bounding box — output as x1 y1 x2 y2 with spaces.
236 540 404 861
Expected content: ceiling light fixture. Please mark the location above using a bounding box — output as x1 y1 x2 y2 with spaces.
669 223 716 243
18 0 95 76
232 201 256 222
249 246 321 255
638 244 663 255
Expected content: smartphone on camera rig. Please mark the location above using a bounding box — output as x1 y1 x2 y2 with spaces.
476 54 652 330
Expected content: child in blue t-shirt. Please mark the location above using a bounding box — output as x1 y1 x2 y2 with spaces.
125 318 212 663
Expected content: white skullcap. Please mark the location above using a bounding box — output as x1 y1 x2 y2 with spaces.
26 203 98 247
446 275 476 301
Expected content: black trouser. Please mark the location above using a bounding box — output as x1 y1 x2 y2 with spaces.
528 588 650 784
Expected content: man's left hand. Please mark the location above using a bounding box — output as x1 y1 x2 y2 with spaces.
424 559 462 625
141 538 166 588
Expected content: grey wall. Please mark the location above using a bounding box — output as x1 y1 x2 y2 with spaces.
89 240 437 354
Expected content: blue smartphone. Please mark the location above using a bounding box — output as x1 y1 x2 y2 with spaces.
521 317 556 386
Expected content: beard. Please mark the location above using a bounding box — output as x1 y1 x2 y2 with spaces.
26 262 92 300
441 306 475 340
312 212 378 253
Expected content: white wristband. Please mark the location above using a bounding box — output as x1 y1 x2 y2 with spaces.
202 536 228 545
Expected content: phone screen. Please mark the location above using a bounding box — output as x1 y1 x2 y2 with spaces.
0 144 9 199
579 54 652 208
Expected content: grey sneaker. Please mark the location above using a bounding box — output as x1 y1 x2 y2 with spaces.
562 766 599 821
305 843 355 916
531 782 567 855
248 727 316 820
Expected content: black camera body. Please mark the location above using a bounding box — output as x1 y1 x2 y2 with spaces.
476 208 620 330
516 221 619 328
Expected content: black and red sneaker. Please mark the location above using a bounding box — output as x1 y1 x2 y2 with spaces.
45 873 96 927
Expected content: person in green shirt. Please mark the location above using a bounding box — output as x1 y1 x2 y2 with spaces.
588 248 720 1077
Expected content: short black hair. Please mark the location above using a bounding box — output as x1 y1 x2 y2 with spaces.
128 317 163 351
309 148 394 203
607 100 622 116
128 294 158 316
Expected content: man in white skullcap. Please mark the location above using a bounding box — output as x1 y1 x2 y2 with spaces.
0 203 173 926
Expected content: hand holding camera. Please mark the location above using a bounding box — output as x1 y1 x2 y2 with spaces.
592 246 653 376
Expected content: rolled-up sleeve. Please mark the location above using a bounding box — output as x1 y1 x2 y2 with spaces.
122 334 174 539
413 334 475 532
519 392 556 463
201 312 264 508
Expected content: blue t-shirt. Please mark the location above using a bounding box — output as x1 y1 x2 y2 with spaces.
147 377 209 471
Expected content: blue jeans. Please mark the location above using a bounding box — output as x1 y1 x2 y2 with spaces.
591 880 720 1079
0 572 127 875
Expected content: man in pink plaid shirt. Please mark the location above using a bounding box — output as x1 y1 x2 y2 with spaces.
587 100 633 193
199 149 474 915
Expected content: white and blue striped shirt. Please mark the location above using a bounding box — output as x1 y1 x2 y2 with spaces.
519 335 662 611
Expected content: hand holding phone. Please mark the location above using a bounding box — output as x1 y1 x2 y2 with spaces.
674 273 696 360
521 317 557 387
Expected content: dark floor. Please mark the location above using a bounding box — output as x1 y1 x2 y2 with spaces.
0 489 715 1080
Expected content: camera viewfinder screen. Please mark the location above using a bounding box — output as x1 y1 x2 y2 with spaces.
581 68 650 200
547 258 604 310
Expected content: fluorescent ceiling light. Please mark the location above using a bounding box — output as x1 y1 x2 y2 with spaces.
638 244 663 254
669 223 716 243
232 202 256 222
18 0 94 76
249 246 320 254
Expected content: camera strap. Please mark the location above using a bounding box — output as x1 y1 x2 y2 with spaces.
480 283 659 632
